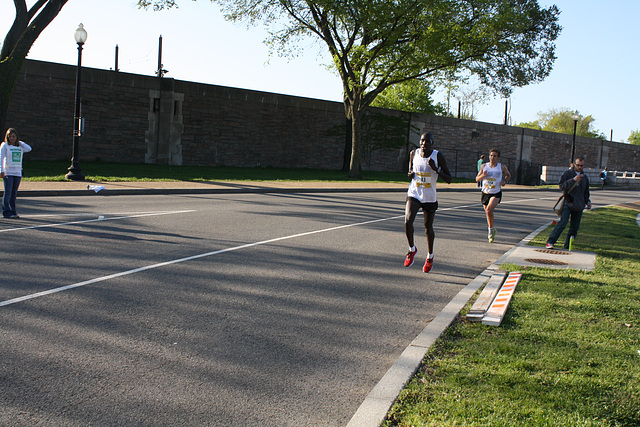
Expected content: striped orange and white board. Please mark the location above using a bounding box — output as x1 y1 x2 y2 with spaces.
482 271 523 326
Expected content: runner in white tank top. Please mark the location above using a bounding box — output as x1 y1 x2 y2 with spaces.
481 162 503 195
476 148 511 243
404 132 452 273
406 148 439 203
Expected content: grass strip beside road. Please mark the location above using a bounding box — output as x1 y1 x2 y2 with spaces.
23 160 417 183
384 206 640 426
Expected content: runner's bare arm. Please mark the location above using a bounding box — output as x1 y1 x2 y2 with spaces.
476 164 487 182
408 150 416 179
434 152 452 184
502 164 512 184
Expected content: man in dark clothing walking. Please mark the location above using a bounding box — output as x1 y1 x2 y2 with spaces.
546 156 592 249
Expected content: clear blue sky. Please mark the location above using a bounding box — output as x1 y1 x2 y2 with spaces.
2 1 638 142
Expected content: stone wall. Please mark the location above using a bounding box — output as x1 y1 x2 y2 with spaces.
6 59 640 175
7 60 347 170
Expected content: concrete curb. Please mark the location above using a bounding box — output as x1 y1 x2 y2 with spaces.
346 222 551 427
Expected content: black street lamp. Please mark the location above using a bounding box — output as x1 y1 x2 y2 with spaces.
570 114 579 164
65 23 87 181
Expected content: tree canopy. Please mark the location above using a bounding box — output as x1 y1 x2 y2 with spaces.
628 130 640 145
516 108 605 139
141 0 561 177
0 0 70 131
371 79 446 116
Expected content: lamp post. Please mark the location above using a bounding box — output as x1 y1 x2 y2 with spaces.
570 114 579 165
65 24 87 181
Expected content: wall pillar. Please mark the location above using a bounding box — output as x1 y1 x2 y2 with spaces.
145 78 184 165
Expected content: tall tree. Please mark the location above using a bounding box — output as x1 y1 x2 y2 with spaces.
140 0 561 178
0 0 70 132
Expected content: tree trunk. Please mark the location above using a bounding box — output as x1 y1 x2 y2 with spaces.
349 112 362 178
346 93 363 179
342 117 352 172
0 0 70 131
0 56 25 132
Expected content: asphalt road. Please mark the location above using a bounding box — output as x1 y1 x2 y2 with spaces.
1 188 638 426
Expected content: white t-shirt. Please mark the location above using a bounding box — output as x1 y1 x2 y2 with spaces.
0 141 32 177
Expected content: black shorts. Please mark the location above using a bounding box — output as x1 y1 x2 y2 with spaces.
407 197 438 213
481 191 502 206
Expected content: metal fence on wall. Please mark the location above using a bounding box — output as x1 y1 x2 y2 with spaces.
447 148 541 186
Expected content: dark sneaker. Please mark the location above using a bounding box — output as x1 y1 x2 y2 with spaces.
423 257 434 273
404 248 418 267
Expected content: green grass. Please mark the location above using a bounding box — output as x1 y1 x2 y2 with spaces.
22 160 474 184
384 206 640 426
21 159 411 183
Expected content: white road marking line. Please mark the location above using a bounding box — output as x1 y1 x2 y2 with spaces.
0 214 397 307
25 211 176 218
0 193 567 307
0 210 196 233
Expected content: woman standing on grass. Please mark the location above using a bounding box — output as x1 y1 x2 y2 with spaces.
1 128 32 219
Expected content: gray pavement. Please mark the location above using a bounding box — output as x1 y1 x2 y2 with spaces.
18 180 547 199
31 177 597 278
17 179 475 196
7 181 637 426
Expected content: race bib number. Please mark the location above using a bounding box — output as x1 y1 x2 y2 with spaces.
484 178 496 190
416 172 432 188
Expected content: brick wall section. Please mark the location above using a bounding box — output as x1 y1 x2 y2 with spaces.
6 59 640 174
8 60 153 163
177 82 346 169
7 60 347 170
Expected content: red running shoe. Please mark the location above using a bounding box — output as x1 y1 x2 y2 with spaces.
423 257 434 273
404 248 418 267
